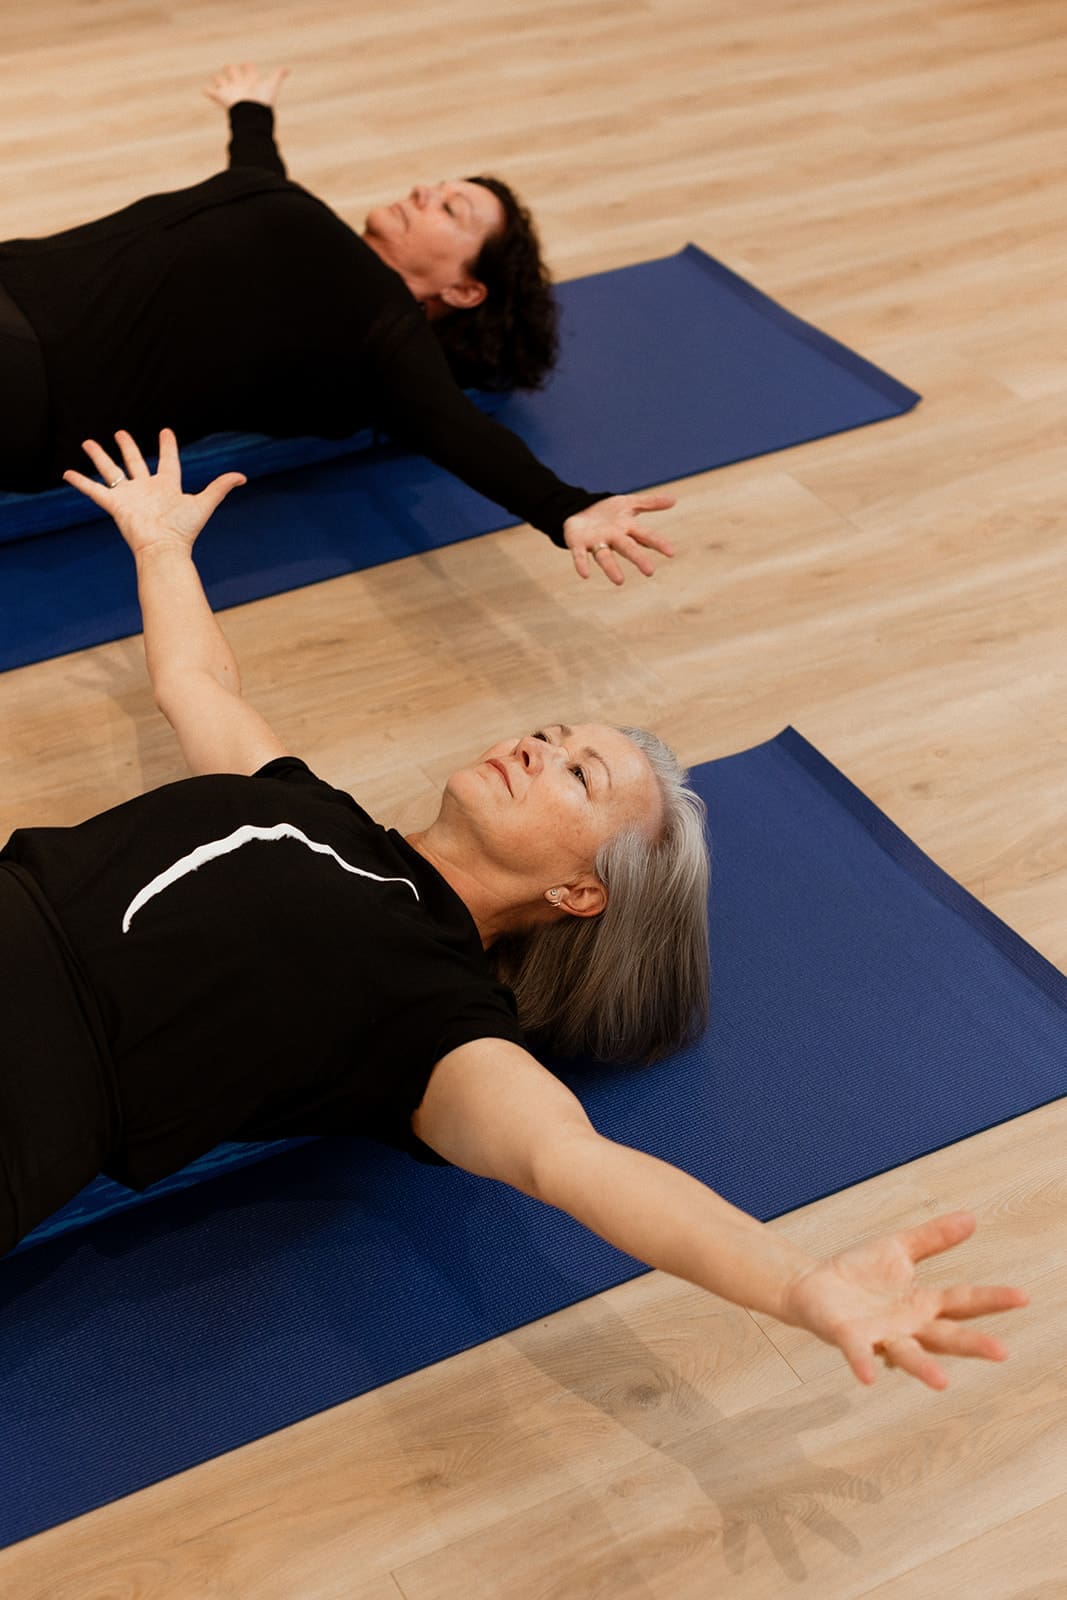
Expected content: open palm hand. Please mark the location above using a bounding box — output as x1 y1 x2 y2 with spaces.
782 1211 1028 1389
562 492 676 584
203 62 289 111
64 429 246 555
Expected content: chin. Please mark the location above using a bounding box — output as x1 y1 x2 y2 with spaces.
441 763 507 832
363 205 391 238
442 762 484 806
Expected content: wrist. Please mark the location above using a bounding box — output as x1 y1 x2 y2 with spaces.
722 1225 821 1324
133 534 195 567
775 1253 827 1328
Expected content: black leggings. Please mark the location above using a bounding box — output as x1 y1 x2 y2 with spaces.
0 864 120 1254
0 278 50 492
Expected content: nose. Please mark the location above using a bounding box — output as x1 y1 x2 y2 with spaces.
410 183 435 209
515 735 565 774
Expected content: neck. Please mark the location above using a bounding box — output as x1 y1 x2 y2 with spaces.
404 825 544 948
361 231 445 316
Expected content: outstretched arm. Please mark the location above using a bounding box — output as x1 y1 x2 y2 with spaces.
64 430 288 777
373 325 677 585
204 62 290 177
414 1039 1028 1390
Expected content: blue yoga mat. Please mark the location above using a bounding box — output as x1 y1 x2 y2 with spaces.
1 729 1063 1548
0 246 919 671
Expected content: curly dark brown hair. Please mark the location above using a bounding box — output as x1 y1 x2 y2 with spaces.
430 175 560 392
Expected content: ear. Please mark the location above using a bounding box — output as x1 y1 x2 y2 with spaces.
556 879 607 919
440 276 488 311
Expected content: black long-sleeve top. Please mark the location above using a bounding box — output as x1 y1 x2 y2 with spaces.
0 104 604 541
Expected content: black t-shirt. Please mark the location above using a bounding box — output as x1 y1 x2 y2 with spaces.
0 104 605 540
1 757 525 1189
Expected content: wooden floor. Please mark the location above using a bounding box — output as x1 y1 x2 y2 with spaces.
1 0 1066 1594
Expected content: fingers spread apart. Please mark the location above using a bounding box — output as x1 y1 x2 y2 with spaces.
114 430 149 479
77 437 124 488
875 1335 948 1390
591 544 625 586
576 532 665 585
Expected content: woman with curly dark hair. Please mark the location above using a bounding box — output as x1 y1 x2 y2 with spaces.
0 63 674 585
429 175 560 393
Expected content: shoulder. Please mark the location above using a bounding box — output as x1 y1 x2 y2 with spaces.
0 169 302 261
251 754 378 823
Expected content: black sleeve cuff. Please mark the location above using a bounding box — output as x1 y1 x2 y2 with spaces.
227 102 287 178
534 487 613 547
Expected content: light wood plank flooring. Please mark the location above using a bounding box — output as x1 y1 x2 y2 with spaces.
0 0 1064 1594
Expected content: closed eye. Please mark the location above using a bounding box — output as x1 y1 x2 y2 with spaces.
533 729 588 792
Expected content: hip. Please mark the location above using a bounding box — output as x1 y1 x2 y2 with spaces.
0 276 50 491
0 863 122 1253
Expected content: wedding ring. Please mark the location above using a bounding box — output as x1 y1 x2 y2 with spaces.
108 478 124 489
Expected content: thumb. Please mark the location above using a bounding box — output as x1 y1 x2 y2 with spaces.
197 471 247 516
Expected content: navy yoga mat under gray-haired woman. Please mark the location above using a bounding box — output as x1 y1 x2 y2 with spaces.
0 428 1028 1397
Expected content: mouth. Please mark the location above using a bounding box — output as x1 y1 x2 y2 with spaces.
390 201 409 230
485 758 513 795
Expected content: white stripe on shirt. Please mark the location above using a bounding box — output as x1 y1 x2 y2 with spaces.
121 822 419 933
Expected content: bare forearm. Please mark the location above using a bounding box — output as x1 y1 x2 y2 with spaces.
535 1130 817 1323
62 432 279 775
421 1046 1026 1390
134 541 240 700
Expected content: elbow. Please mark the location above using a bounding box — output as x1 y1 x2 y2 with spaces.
528 1117 601 1209
151 672 178 721
153 664 241 720
152 671 198 725
151 673 175 717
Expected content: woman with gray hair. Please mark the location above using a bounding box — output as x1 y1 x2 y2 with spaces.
492 721 711 1065
0 430 1027 1391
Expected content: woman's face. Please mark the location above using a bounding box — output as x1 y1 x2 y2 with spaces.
441 724 663 893
363 180 505 308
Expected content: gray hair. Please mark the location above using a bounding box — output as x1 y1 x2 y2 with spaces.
490 726 710 1064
